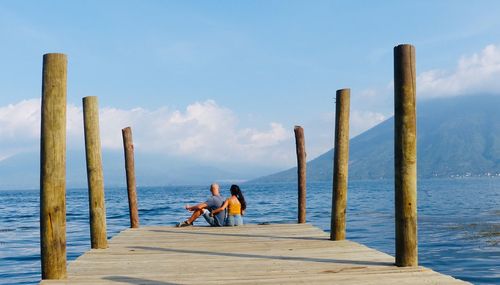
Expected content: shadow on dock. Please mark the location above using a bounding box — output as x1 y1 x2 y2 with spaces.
131 245 393 267
103 276 180 285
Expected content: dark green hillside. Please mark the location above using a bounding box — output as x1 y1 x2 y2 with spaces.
253 95 500 182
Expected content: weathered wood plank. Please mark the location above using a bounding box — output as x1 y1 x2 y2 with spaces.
40 53 68 280
331 88 351 241
82 96 108 249
40 224 470 284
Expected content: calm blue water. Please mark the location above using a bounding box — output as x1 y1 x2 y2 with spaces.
0 178 499 285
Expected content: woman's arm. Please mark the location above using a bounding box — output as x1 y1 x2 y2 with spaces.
211 199 229 215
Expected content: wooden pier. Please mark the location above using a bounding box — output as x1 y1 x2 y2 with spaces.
37 45 471 284
40 224 470 285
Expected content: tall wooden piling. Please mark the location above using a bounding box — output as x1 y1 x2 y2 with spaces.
331 88 351 241
122 127 139 228
294 126 306 224
40 53 67 279
83 96 108 249
394 44 418 267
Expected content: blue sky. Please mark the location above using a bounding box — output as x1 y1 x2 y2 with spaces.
2 1 500 177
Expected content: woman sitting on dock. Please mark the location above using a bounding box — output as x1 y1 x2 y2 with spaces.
212 185 246 226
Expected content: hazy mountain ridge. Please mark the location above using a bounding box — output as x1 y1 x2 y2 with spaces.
0 150 249 190
252 95 500 183
1 95 499 189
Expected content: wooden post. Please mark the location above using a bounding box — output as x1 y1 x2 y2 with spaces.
294 126 306 224
394 44 418 267
83 96 108 249
122 127 139 228
40 53 67 279
330 88 350 241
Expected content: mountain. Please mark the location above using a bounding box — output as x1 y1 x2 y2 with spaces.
2 95 499 189
252 95 500 183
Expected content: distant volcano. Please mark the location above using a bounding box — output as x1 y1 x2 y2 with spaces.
252 95 500 183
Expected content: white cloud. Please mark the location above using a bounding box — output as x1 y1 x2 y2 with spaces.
418 44 500 97
319 110 387 138
350 111 387 136
0 99 292 167
0 99 41 158
237 123 288 148
0 99 40 140
358 88 378 98
301 109 387 161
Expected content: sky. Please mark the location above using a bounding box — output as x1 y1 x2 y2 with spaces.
2 1 500 178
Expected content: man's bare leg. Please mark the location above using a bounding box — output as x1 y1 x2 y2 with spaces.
187 208 204 224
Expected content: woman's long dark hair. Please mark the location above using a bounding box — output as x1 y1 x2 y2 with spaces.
230 184 246 211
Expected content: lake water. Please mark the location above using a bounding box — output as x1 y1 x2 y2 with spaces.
0 178 499 285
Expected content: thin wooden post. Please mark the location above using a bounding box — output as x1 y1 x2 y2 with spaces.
330 88 350 240
394 44 418 267
294 126 306 223
40 53 67 279
83 96 108 249
122 127 139 228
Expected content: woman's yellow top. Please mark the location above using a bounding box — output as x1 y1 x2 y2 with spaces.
227 198 241 216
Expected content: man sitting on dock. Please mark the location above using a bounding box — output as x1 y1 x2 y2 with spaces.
176 183 226 227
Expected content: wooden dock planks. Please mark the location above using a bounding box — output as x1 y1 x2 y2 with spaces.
40 224 470 284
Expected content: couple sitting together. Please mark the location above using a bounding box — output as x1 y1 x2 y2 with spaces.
176 183 246 227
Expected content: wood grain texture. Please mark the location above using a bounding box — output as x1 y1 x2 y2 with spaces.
294 126 306 223
122 127 139 228
83 96 108 249
40 53 67 279
41 224 470 284
331 89 350 241
394 44 418 267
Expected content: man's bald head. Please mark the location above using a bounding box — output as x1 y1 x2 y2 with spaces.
210 183 220 196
